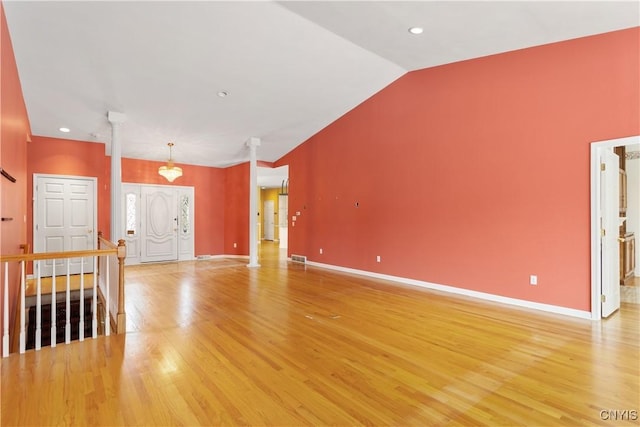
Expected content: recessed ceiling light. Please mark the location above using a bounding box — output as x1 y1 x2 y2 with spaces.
59 127 70 133
408 27 424 35
217 91 229 98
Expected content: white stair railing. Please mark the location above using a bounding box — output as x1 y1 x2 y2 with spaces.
0 238 126 357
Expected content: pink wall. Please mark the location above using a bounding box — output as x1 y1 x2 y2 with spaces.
26 142 229 257
26 139 254 258
27 136 110 246
1 2 31 354
277 28 640 312
5 14 638 323
224 162 250 255
122 157 226 256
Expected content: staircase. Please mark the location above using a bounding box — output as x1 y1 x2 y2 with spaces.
1 234 127 356
25 297 96 349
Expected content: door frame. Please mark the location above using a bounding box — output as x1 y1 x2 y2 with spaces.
122 182 195 264
590 135 639 319
33 174 98 273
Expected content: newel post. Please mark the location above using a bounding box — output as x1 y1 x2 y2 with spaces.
116 239 126 334
97 231 102 277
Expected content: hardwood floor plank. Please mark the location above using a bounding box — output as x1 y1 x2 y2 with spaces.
2 243 639 426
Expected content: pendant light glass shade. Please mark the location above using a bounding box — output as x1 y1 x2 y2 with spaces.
158 142 183 182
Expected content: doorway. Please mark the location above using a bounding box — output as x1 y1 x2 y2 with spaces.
33 174 97 276
591 135 639 319
257 165 289 251
122 183 194 264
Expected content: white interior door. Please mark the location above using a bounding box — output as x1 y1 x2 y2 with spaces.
34 175 96 276
264 200 275 241
600 148 620 317
140 186 178 262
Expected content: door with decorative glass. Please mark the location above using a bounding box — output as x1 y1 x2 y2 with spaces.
122 184 194 264
141 186 177 262
177 188 194 260
123 184 141 264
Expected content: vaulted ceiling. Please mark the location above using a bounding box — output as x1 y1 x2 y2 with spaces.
4 1 638 169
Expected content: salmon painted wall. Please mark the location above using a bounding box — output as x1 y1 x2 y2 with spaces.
121 157 226 256
1 2 31 354
27 136 110 249
277 28 640 312
27 139 236 257
224 162 249 255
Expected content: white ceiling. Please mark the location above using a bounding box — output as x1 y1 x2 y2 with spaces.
4 1 639 170
258 165 289 188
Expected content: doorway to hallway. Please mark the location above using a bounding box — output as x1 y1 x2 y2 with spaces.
257 165 289 250
591 135 640 319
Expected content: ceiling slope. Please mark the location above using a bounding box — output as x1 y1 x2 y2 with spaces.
3 1 638 167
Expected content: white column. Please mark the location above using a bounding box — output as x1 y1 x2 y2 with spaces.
247 137 261 267
108 111 126 242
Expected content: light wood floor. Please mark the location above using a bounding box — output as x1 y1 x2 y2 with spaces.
2 242 639 426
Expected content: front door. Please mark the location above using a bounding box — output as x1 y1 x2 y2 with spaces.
34 175 96 276
600 148 620 317
140 186 178 262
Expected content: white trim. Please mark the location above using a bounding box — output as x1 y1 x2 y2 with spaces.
247 137 261 268
305 260 592 319
35 173 98 182
590 135 640 320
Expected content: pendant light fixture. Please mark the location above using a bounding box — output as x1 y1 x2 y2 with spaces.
158 142 183 182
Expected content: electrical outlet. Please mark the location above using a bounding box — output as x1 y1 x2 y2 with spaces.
530 275 537 285
376 255 381 263
233 242 237 248
319 248 323 254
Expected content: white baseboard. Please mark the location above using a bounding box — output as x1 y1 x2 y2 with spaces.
305 260 592 320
